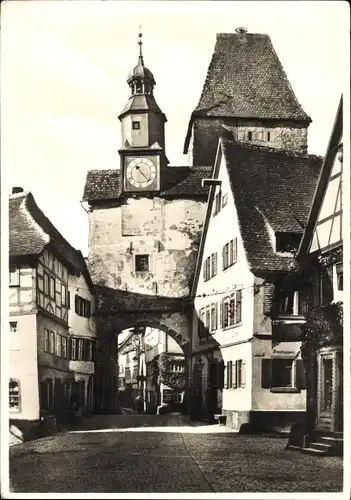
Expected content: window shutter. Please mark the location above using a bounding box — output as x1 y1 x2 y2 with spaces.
75 294 79 314
232 361 237 388
67 290 71 310
214 253 218 275
224 362 228 389
69 338 73 359
219 300 223 328
222 246 225 270
236 290 242 323
295 359 306 390
86 300 91 318
263 283 275 314
241 360 246 388
261 359 272 389
214 302 218 330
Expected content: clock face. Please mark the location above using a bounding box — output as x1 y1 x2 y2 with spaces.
126 158 157 188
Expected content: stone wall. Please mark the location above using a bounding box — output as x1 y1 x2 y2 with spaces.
88 197 206 298
191 117 308 166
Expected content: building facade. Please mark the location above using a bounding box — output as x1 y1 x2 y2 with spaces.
9 189 96 435
191 137 323 432
294 96 344 454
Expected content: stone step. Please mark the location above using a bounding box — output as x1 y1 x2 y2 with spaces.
301 447 329 456
309 441 334 453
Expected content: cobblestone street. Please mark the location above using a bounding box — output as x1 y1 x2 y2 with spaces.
9 414 343 494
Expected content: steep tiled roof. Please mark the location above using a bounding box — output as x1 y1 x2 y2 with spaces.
195 33 311 122
83 166 212 203
9 192 85 271
221 139 322 272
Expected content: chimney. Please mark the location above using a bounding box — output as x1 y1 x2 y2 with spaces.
12 187 24 195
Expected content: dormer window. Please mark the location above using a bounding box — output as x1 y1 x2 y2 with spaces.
275 232 302 253
132 121 140 130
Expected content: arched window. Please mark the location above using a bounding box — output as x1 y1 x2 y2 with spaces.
9 379 20 411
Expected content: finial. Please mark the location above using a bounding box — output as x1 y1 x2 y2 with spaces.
138 25 144 64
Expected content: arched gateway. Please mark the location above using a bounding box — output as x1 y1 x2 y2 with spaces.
83 34 212 412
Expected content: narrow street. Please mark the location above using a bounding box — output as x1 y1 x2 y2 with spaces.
9 414 343 493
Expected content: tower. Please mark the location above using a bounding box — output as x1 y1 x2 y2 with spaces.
118 31 168 194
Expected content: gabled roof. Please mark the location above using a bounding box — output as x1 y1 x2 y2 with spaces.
82 166 212 203
298 96 343 256
192 138 323 289
184 31 311 154
195 32 310 122
9 191 87 274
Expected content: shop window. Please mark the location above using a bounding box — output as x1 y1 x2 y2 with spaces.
9 379 20 411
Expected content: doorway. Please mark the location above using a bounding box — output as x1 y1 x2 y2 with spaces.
317 347 343 432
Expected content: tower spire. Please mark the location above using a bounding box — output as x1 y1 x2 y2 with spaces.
138 26 144 65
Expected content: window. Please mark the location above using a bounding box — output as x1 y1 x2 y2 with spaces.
88 341 93 361
56 334 62 357
9 266 20 286
277 290 301 316
271 359 293 388
223 238 237 270
10 321 18 333
248 131 253 141
213 190 222 216
75 295 91 318
61 284 67 306
78 339 84 360
44 328 50 352
222 193 228 208
203 253 217 281
132 121 140 130
210 303 218 332
71 338 77 360
49 331 55 354
135 254 149 272
49 277 55 299
261 358 306 390
221 290 242 327
275 232 301 253
198 308 208 338
43 272 50 295
9 379 20 411
336 264 343 291
235 360 242 388
62 336 67 358
267 131 271 142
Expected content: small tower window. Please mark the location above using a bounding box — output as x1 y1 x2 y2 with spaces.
248 131 253 141
267 131 271 142
135 254 149 272
132 121 140 130
135 81 143 94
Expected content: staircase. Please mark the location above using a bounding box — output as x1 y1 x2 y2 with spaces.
301 431 343 457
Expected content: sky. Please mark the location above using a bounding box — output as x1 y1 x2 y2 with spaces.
1 1 349 256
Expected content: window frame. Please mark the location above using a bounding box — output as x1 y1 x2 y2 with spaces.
56 333 62 357
9 265 20 287
132 121 141 130
135 254 150 273
9 378 21 412
10 321 18 333
78 339 84 360
49 331 55 354
271 358 294 388
61 336 67 358
221 290 242 328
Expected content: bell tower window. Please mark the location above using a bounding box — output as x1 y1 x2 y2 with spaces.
132 121 140 130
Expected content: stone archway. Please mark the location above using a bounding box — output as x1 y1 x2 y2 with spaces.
93 286 193 413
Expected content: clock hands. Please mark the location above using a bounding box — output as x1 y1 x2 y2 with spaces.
135 165 149 181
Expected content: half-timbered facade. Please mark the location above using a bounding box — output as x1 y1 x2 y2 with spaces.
296 96 344 454
9 189 96 432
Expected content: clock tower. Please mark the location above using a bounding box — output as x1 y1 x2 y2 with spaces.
118 31 168 193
